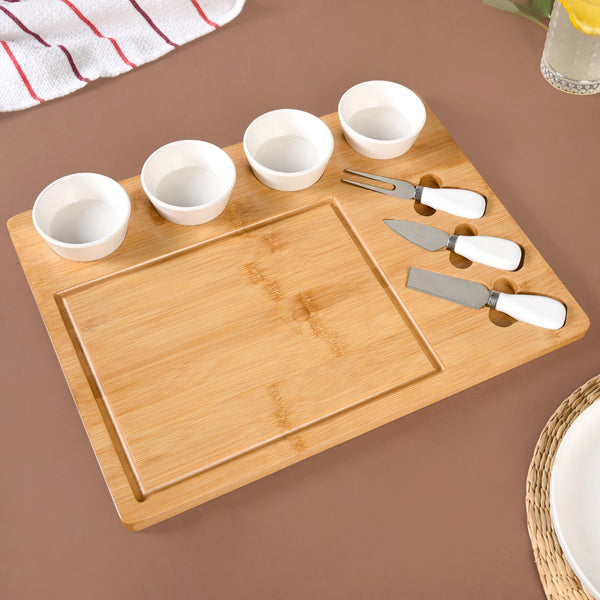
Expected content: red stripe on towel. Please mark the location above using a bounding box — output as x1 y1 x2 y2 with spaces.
127 0 178 47
59 0 137 68
188 0 219 28
58 44 90 81
1 40 44 103
0 6 90 82
0 5 47 46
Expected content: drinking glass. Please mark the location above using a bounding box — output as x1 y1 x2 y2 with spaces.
541 0 600 94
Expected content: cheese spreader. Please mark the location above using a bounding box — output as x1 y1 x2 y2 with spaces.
384 219 522 271
406 267 566 330
342 169 486 219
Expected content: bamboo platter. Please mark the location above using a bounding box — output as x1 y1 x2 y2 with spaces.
7 108 589 530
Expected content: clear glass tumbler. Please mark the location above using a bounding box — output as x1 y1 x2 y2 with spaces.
541 0 600 94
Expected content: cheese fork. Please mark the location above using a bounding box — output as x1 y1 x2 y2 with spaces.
342 168 486 219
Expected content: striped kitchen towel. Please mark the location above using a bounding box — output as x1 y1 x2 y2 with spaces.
0 0 245 111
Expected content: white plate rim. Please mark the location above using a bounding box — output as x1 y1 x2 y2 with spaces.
549 399 600 600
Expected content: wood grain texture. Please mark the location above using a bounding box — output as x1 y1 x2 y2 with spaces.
7 108 589 530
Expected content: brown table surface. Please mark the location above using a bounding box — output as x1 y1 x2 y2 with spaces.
1 1 598 598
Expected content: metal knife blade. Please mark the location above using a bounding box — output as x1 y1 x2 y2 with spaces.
406 268 491 310
384 219 449 252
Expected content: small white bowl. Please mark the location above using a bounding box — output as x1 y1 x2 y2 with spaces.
32 173 131 262
243 109 334 191
141 140 236 226
338 80 426 159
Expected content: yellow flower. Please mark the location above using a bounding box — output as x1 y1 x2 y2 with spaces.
560 0 600 35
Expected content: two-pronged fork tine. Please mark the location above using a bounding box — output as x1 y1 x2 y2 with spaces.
341 168 409 198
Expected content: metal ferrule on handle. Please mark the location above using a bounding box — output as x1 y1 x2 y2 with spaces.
446 234 458 252
487 290 501 310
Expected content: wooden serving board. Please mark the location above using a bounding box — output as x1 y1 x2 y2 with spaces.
7 109 589 531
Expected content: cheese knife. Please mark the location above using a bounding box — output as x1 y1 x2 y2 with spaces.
384 219 523 271
406 267 566 330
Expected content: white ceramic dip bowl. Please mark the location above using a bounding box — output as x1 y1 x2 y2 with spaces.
243 109 334 191
338 80 426 159
141 140 236 226
33 172 131 262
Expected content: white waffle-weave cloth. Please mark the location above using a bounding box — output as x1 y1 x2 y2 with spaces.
0 0 244 111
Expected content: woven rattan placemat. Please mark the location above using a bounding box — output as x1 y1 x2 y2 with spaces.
526 373 600 600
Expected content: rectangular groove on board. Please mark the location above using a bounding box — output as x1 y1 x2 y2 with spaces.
55 295 146 502
55 200 443 500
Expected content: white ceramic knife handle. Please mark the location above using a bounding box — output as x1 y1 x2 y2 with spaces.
453 235 523 271
419 187 486 219
494 292 566 330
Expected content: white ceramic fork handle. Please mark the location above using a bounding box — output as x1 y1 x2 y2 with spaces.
453 235 523 271
418 187 486 219
493 292 566 330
